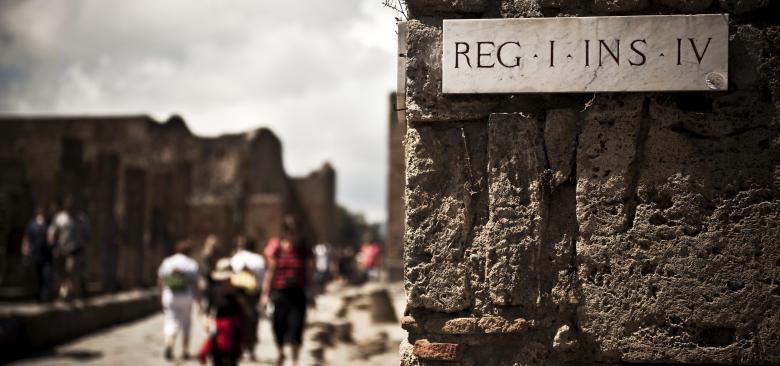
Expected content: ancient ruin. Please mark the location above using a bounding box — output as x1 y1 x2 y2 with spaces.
398 0 780 364
0 115 335 298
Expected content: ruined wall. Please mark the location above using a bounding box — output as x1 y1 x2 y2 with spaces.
292 163 336 245
387 92 407 281
399 1 780 364
0 115 336 298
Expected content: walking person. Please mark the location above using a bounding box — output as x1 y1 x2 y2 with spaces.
158 240 201 361
312 242 334 295
198 258 249 366
21 208 53 302
261 216 314 366
47 196 88 300
230 235 265 361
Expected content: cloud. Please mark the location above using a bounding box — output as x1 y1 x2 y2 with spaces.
0 0 399 222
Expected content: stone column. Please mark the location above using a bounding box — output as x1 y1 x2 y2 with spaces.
400 1 780 365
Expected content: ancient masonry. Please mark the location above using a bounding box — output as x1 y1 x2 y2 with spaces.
398 0 780 365
0 115 335 298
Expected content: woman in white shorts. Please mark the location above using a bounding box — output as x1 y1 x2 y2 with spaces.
158 240 200 361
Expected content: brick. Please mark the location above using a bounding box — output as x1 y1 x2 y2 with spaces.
413 339 462 361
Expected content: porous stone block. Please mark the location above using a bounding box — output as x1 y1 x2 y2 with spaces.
591 0 648 12
485 113 546 307
413 339 462 361
500 0 543 17
406 0 487 17
401 316 424 333
404 122 487 312
653 0 713 12
576 95 645 240
426 317 478 334
544 109 578 187
405 20 500 123
578 89 780 363
477 316 532 333
719 0 768 14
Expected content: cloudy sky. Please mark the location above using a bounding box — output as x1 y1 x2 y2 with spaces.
0 0 400 222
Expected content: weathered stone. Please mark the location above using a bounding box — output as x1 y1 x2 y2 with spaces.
653 0 713 12
544 109 578 187
405 20 500 123
552 324 577 352
592 0 648 12
426 317 478 334
404 122 486 312
401 316 423 333
477 316 532 333
576 95 645 240
718 0 768 14
400 1 780 365
413 339 462 361
406 0 487 17
501 0 543 17
485 113 546 307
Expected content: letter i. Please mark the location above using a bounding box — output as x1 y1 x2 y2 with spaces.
584 40 590 67
550 40 555 67
676 38 682 65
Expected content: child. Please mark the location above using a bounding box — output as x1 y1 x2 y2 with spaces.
198 258 248 366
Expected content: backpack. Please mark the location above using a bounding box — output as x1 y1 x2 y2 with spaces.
166 270 189 293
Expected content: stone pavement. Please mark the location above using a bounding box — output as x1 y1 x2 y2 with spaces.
10 283 406 366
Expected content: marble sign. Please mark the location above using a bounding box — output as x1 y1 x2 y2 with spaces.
442 15 729 93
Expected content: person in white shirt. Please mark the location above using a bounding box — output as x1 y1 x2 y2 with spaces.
230 235 265 361
158 240 200 361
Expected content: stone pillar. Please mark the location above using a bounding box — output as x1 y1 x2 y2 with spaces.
400 1 780 365
386 91 406 282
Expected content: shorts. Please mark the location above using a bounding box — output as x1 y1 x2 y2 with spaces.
162 291 194 338
271 288 307 346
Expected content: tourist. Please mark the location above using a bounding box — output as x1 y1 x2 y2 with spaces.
199 258 248 366
200 235 223 310
261 216 314 366
47 196 88 300
158 240 200 361
313 242 334 294
230 235 265 361
336 246 357 284
21 208 53 302
358 241 381 283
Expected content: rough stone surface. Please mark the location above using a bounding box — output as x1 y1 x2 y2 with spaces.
405 20 501 123
404 122 487 312
406 0 487 17
718 0 768 14
485 113 546 307
654 0 713 11
591 0 649 12
401 2 780 365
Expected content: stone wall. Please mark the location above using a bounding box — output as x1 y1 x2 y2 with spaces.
0 115 335 298
399 1 780 364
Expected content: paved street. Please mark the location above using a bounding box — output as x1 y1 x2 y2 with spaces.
10 284 405 366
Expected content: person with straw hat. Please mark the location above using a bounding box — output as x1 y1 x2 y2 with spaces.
198 258 250 366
